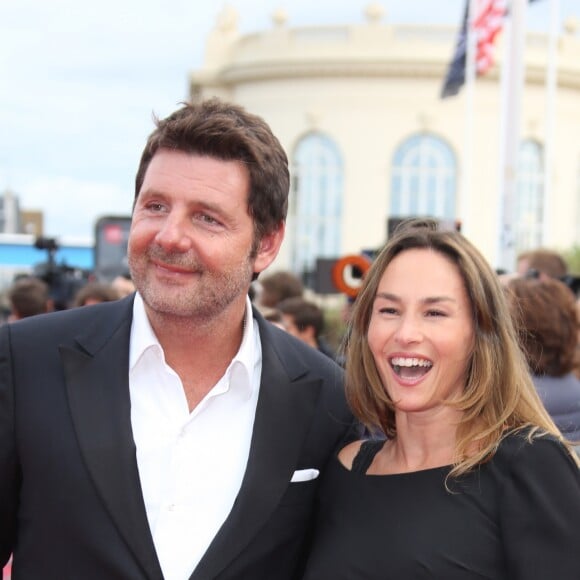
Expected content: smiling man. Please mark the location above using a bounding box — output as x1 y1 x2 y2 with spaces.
0 98 352 580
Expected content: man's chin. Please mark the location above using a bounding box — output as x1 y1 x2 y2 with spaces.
141 291 199 317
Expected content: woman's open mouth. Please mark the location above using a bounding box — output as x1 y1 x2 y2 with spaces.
390 356 433 380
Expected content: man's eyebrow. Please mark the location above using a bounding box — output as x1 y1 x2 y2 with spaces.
138 190 223 211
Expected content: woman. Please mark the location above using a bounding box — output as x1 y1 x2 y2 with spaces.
506 276 580 449
302 220 580 579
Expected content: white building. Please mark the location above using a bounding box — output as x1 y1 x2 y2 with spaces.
190 5 580 277
0 190 22 234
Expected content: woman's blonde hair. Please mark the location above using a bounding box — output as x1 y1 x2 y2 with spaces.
345 219 578 476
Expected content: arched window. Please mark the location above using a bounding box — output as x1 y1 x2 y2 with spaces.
515 140 544 251
289 133 343 275
390 134 456 220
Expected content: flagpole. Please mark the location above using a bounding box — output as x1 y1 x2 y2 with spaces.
461 0 479 236
542 0 559 246
497 0 528 272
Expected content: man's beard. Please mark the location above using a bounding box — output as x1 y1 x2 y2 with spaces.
129 246 254 322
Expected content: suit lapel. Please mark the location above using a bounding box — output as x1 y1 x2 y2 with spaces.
191 317 322 580
61 297 164 580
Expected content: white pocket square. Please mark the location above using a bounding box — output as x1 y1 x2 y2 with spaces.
290 468 320 482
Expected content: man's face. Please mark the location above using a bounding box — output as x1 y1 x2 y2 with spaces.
281 314 316 346
281 314 302 339
128 149 282 323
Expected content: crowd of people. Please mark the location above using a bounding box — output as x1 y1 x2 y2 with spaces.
506 275 580 451
1 97 579 580
2 274 135 323
250 270 340 362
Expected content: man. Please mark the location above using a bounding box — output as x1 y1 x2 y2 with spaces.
277 296 337 361
255 270 304 309
516 248 568 280
6 276 53 320
0 99 352 580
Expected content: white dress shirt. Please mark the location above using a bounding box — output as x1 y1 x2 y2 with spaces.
129 293 262 580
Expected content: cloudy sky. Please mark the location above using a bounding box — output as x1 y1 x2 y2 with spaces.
0 0 576 240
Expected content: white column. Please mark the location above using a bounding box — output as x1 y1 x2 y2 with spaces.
461 0 479 236
496 0 528 272
542 0 560 246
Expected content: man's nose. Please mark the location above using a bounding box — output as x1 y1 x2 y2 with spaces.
154 212 193 252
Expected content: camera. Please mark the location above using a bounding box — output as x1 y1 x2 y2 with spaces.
561 274 580 297
32 237 91 310
524 268 580 298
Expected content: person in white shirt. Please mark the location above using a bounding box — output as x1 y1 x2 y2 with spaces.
0 98 352 580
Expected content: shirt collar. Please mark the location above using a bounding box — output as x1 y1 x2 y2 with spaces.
129 293 257 398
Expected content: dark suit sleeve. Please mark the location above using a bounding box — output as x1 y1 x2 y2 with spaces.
0 324 19 566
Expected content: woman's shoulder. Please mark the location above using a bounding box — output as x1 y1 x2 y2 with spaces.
492 427 578 473
496 427 553 454
337 440 363 470
338 438 386 473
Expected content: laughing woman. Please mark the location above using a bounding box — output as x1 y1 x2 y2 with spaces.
302 220 580 580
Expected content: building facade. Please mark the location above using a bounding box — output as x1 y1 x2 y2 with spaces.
189 5 580 277
0 190 22 234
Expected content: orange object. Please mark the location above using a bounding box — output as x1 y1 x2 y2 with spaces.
331 255 372 298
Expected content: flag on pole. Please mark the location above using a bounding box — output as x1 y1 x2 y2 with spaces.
441 0 508 98
474 0 508 74
441 0 544 98
440 2 470 98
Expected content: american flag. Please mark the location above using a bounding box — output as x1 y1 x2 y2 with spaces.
474 0 508 74
441 0 509 98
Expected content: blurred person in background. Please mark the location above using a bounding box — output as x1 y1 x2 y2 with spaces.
516 247 568 279
506 276 580 452
277 296 337 361
7 277 53 321
255 270 303 309
111 273 136 298
506 247 580 380
498 247 569 288
73 282 121 307
576 300 580 380
259 307 286 330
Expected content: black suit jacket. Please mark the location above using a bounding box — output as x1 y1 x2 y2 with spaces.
0 295 353 580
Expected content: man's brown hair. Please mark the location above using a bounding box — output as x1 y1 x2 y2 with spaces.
135 98 289 247
8 277 51 319
518 248 568 279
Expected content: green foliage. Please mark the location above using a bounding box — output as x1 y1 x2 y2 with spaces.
323 306 348 351
562 245 580 274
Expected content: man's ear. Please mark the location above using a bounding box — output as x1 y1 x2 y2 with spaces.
253 222 285 275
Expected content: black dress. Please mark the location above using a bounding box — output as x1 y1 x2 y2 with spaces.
302 430 580 579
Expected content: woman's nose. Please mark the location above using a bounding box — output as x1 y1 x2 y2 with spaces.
394 315 423 345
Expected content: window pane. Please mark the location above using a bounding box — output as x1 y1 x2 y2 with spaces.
390 134 457 223
290 133 343 274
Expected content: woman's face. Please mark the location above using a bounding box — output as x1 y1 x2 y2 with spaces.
368 248 475 419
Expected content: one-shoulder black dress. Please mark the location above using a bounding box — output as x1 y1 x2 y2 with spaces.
302 430 580 579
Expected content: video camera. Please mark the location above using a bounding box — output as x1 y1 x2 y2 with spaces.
33 237 91 310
